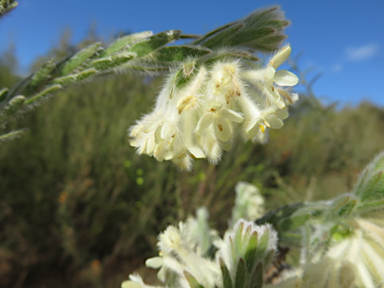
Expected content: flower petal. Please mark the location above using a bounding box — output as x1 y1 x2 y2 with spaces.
264 85 280 102
154 125 163 144
263 66 276 81
265 114 284 129
275 109 289 120
145 257 163 269
161 122 175 139
214 118 231 142
188 146 205 159
274 70 299 86
145 137 156 155
154 143 167 162
248 123 262 140
270 45 291 69
195 114 212 135
121 280 142 288
220 108 244 123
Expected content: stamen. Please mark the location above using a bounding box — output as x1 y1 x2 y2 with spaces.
278 89 293 103
177 95 197 114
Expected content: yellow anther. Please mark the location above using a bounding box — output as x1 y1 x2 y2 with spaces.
177 95 198 114
259 125 265 133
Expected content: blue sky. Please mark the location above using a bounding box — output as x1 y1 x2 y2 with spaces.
0 0 383 107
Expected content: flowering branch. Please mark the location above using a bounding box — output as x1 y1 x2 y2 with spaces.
0 6 289 145
129 45 299 170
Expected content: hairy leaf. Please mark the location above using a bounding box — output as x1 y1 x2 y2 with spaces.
61 42 101 75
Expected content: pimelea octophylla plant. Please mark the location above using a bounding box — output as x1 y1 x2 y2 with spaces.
1 2 383 287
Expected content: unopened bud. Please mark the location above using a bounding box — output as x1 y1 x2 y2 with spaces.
270 45 291 69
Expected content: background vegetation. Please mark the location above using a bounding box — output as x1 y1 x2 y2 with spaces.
1 32 383 288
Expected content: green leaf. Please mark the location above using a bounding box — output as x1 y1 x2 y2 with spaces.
0 0 18 18
0 128 26 144
219 258 233 288
194 23 244 49
263 19 290 29
359 171 384 202
193 7 288 52
90 53 136 70
0 95 25 123
102 31 153 56
228 27 275 45
61 42 101 75
0 88 8 102
193 21 238 45
244 231 258 272
152 45 211 62
353 153 384 200
279 231 302 245
52 69 97 85
169 66 200 99
25 84 62 105
253 230 269 262
204 50 259 66
255 202 304 227
247 262 263 288
245 35 287 52
128 30 181 57
336 200 357 217
263 249 275 268
233 7 288 51
329 195 352 212
234 221 245 254
356 199 384 215
329 195 357 217
277 213 311 232
26 59 56 93
123 64 169 74
183 270 204 288
234 258 246 288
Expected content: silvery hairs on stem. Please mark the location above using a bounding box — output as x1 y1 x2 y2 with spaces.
129 45 299 170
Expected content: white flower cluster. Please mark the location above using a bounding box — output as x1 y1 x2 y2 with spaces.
231 181 265 225
122 219 278 288
129 45 299 170
269 219 384 288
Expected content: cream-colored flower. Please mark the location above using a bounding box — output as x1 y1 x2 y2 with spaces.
241 103 289 140
231 181 265 224
129 45 299 169
241 45 299 109
122 274 164 288
146 221 221 288
195 104 244 142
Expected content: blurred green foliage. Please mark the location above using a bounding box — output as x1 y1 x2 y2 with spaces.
0 32 384 288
